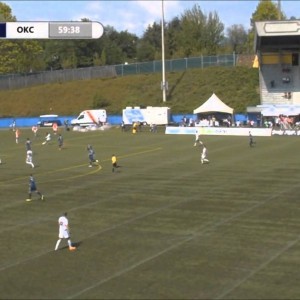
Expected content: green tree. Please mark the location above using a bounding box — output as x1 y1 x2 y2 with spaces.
138 22 162 61
176 4 224 56
136 40 156 61
246 0 286 53
16 41 44 72
100 49 107 65
42 40 63 70
117 30 138 62
226 24 248 54
0 41 19 73
0 2 44 73
165 17 181 58
0 2 16 21
177 4 206 56
204 11 224 55
250 0 285 24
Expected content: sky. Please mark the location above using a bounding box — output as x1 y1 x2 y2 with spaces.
3 1 300 37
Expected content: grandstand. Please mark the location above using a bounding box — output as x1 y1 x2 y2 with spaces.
254 20 300 108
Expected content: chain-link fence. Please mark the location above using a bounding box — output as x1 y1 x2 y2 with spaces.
0 53 244 90
115 54 236 76
0 65 117 90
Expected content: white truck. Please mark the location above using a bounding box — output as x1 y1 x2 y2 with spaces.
71 109 107 126
122 106 170 125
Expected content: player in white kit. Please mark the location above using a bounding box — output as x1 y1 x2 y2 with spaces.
194 129 200 146
54 212 76 251
26 150 34 168
201 143 209 164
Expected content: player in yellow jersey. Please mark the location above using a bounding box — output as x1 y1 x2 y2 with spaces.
112 154 118 172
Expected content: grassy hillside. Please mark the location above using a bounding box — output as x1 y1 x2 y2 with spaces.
0 66 260 117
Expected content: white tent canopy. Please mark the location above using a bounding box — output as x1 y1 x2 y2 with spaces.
193 93 234 115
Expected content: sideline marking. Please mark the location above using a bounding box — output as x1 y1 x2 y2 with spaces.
0 147 162 185
67 186 299 299
0 169 296 295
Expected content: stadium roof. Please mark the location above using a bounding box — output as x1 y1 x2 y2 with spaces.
254 20 300 52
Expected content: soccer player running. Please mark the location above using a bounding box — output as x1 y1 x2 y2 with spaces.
42 132 51 145
194 129 200 146
200 143 209 164
15 128 20 144
87 144 99 167
26 174 44 201
54 212 76 251
112 154 119 172
26 150 34 168
25 137 34 168
58 134 63 150
25 137 32 152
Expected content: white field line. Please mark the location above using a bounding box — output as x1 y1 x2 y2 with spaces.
0 196 191 272
0 157 293 276
67 188 293 299
0 144 296 298
215 238 300 299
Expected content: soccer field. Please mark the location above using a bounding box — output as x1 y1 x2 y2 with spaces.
0 126 300 299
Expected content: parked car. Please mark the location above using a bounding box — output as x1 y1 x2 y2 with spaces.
37 115 62 127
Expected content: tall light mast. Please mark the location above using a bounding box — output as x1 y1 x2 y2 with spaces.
161 0 167 102
278 0 281 20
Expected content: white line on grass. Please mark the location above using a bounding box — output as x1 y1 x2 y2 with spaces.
0 144 295 298
215 238 300 299
67 189 294 299
0 196 194 272
0 165 296 291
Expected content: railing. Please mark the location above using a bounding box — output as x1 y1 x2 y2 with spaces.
115 54 236 76
0 54 239 90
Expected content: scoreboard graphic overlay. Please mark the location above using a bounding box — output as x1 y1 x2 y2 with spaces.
0 22 104 39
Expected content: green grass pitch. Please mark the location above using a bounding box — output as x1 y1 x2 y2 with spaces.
0 126 300 299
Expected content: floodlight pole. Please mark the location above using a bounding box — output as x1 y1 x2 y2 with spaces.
161 0 167 102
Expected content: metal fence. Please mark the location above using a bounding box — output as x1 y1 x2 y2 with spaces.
115 54 236 76
0 53 237 90
0 65 117 90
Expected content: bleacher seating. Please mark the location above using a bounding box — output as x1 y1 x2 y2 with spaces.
260 64 295 105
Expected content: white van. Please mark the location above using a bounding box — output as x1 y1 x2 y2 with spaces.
71 110 107 126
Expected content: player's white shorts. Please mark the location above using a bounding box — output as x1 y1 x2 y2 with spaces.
59 229 70 239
